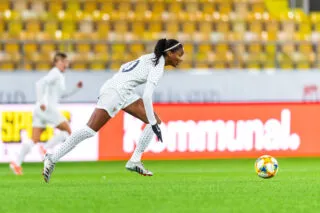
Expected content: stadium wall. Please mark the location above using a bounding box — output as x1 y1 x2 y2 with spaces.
1 102 320 162
1 70 320 103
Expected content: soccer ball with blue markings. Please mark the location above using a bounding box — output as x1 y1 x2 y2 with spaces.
255 155 279 178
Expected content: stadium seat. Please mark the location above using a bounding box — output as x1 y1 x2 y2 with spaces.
201 1 215 15
0 61 16 71
83 1 97 13
96 21 110 39
93 43 108 54
48 0 63 15
0 0 318 70
0 0 9 12
8 20 22 38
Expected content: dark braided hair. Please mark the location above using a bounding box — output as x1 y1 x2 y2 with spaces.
152 38 182 66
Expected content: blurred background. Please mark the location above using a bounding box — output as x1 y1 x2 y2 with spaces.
1 0 320 162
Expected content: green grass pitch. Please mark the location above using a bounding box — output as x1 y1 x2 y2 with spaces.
0 158 319 213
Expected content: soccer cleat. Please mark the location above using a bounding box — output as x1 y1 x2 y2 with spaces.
9 161 23 175
42 154 55 183
39 144 47 158
125 161 153 176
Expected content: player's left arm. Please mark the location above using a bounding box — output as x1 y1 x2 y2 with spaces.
142 60 165 141
61 81 83 99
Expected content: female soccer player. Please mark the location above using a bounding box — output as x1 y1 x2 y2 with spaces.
10 53 83 175
43 39 184 182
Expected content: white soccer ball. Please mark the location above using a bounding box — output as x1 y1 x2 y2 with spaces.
255 155 279 178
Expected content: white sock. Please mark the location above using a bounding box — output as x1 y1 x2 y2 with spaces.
43 131 69 150
129 124 153 162
16 140 35 166
50 125 96 163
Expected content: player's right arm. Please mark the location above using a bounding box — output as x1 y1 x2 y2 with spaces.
36 69 59 110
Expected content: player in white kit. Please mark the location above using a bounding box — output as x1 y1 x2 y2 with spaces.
42 39 184 182
10 53 83 175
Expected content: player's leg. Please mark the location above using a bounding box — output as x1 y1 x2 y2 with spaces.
43 108 111 183
122 98 161 176
40 121 71 156
10 112 45 175
43 91 122 182
50 108 110 163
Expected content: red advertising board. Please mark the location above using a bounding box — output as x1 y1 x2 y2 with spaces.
99 103 320 160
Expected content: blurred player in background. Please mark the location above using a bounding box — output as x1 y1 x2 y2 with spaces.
43 39 184 182
10 52 83 175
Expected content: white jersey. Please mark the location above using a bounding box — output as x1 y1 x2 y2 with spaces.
36 67 79 108
101 53 164 100
100 53 165 125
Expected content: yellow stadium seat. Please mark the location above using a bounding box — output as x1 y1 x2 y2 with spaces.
26 20 41 34
48 0 63 15
178 60 193 69
248 43 262 54
0 19 4 35
265 21 279 41
72 58 88 71
100 1 113 14
90 60 106 71
65 0 80 14
185 1 198 13
36 61 51 71
151 1 164 18
168 1 182 14
215 43 229 53
77 42 91 54
278 53 294 69
216 21 230 33
135 1 148 14
196 44 211 62
201 2 215 14
96 21 110 39
114 20 128 35
148 21 162 34
94 43 109 54
0 0 9 12
263 57 276 69
8 21 22 38
252 2 265 14
61 20 76 35
0 61 15 71
182 22 196 35
218 2 232 15
182 43 194 61
111 44 126 61
249 21 263 34
129 43 144 55
297 21 311 39
40 43 56 55
23 43 38 55
165 22 179 36
110 61 122 71
83 1 97 13
118 1 131 14
5 42 19 55
44 21 58 38
131 21 145 39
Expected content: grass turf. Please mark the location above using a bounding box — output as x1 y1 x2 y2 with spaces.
0 158 319 213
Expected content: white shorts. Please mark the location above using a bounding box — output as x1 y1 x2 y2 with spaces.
33 106 67 128
96 89 140 117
